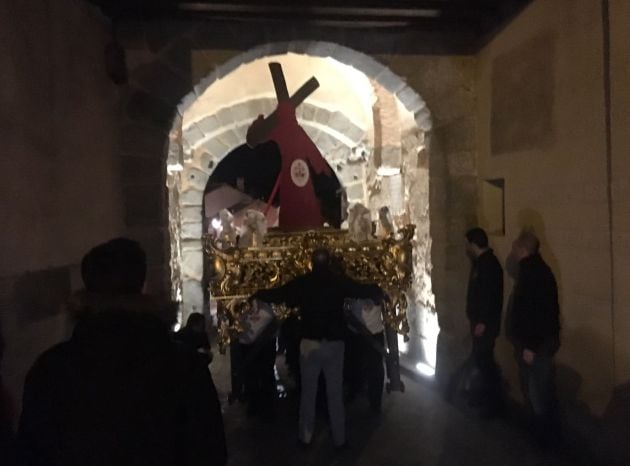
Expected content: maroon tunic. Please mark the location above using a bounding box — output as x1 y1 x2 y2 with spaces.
251 102 332 231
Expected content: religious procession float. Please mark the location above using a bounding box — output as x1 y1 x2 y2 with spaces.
203 63 414 392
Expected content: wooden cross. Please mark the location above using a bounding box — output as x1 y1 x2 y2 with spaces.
246 62 320 146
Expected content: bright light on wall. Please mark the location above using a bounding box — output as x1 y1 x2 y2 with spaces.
422 310 440 369
167 163 184 173
416 362 435 377
397 334 408 354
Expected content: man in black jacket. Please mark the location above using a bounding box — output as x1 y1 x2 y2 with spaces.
506 230 561 447
463 227 504 416
17 238 227 466
252 248 382 447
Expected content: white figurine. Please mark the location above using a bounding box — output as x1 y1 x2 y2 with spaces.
348 203 372 242
379 206 396 237
218 209 236 245
238 209 267 248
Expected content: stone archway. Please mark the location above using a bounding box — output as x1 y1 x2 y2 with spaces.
166 42 438 371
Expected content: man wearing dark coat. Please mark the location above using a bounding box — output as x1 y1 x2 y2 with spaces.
464 227 504 416
252 248 382 448
17 238 227 466
506 230 561 447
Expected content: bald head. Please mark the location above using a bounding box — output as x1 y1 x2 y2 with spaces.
512 230 540 260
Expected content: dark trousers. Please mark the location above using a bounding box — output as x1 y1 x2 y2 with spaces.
345 332 385 409
234 338 277 418
515 347 560 444
471 336 503 409
447 335 502 411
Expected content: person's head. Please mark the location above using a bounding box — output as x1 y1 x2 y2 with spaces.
81 237 147 295
511 230 540 262
311 248 331 273
465 227 489 259
185 312 206 333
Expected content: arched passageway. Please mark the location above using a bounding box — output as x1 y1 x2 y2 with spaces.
166 42 437 371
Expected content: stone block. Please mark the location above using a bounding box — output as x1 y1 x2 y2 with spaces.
287 40 310 54
193 71 219 98
354 55 387 80
345 123 366 145
397 87 426 115
182 167 209 191
181 222 202 240
305 41 338 58
181 239 203 252
374 67 407 94
203 137 231 159
414 107 433 132
182 123 205 146
197 149 218 172
216 106 235 126
182 279 204 313
181 250 203 281
197 115 221 136
217 129 245 151
180 189 203 206
230 102 255 124
314 132 341 155
327 111 353 135
301 103 317 122
215 56 243 79
181 205 203 224
313 107 332 126
177 92 198 117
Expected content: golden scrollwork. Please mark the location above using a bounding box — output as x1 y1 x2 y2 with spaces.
204 225 415 351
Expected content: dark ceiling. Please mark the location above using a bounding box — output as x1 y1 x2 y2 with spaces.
87 0 533 53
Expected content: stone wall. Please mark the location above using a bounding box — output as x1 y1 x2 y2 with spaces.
0 0 124 413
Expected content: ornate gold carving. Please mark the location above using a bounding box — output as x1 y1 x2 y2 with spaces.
204 226 415 350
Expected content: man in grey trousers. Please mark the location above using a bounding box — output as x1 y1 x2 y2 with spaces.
253 248 382 447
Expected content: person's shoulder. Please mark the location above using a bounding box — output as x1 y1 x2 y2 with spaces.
26 341 74 381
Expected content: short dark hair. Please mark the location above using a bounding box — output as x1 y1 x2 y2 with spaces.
81 237 147 294
311 248 331 270
465 227 489 249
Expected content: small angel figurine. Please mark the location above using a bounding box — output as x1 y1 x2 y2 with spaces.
378 206 396 237
218 209 236 245
348 203 372 242
238 210 267 248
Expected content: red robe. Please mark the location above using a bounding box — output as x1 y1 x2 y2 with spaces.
252 102 332 231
